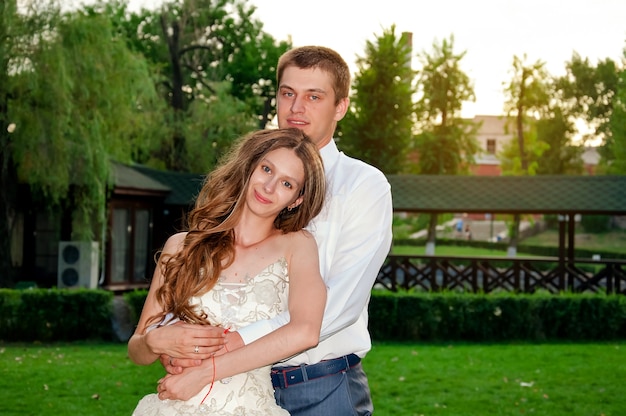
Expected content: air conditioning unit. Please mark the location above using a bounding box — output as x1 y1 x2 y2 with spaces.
57 241 99 289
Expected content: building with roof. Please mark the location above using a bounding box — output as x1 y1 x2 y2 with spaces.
470 115 511 176
13 162 205 291
13 158 624 292
467 115 601 177
103 162 205 290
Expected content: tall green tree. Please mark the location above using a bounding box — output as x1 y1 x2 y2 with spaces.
608 52 626 174
502 54 551 254
497 108 583 176
182 80 260 174
414 34 478 175
501 52 594 176
555 52 622 170
114 0 289 172
503 54 551 173
339 25 416 174
412 34 478 252
2 5 162 285
0 0 61 283
534 108 584 175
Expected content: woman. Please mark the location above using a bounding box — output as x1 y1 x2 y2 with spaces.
129 128 327 415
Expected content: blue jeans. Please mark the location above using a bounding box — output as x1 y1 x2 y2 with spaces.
273 362 373 416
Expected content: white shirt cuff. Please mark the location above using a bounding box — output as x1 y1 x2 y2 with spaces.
236 320 276 345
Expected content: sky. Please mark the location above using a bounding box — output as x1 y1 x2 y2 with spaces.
116 0 626 117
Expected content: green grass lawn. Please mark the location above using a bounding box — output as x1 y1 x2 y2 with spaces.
392 244 510 257
392 229 626 257
1 341 624 415
523 229 626 254
366 342 626 415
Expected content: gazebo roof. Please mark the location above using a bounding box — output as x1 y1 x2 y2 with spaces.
387 175 626 215
114 161 626 217
131 164 204 206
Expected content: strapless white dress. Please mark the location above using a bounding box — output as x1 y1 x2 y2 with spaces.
132 258 290 416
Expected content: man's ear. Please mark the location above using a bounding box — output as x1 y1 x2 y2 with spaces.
334 97 350 121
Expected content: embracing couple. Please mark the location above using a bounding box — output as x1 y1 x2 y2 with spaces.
129 45 393 416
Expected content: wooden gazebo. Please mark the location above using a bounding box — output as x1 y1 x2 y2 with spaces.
380 175 626 293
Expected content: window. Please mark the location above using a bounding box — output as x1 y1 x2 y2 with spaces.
486 139 496 154
109 203 153 285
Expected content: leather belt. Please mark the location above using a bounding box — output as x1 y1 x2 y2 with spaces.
271 354 361 389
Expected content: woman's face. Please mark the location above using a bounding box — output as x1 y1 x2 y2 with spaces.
246 147 305 219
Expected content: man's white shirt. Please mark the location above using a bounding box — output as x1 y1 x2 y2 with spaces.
237 139 393 366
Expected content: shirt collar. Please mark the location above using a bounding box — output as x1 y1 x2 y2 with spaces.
319 139 340 174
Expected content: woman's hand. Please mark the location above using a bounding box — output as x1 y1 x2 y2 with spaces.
147 321 226 359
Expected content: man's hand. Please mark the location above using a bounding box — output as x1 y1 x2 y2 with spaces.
159 353 202 375
157 356 216 401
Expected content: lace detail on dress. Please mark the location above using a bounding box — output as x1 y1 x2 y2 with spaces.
132 258 290 416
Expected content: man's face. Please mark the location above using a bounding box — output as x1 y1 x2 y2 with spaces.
276 66 349 149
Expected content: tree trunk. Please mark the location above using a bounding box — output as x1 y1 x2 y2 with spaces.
507 213 521 257
426 213 438 255
0 146 19 286
162 16 188 171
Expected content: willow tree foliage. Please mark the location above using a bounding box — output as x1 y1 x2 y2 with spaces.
114 0 289 172
5 7 161 246
339 25 416 174
182 80 259 174
0 0 62 281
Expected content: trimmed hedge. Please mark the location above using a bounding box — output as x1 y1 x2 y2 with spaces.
1 289 625 342
123 289 149 326
368 290 626 342
0 288 114 342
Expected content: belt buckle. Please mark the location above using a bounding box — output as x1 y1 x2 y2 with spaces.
287 366 306 386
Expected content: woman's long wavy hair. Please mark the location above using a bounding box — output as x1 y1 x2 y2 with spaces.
151 128 326 325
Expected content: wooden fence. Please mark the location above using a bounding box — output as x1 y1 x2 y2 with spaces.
375 254 626 294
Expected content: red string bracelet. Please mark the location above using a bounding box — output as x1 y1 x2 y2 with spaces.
223 328 230 352
199 354 216 405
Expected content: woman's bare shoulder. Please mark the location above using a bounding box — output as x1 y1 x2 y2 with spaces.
162 232 188 254
280 229 317 252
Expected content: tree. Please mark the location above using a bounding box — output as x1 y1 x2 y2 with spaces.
501 52 599 177
607 55 626 174
0 3 163 285
412 34 479 253
115 0 289 172
497 109 583 176
0 0 62 284
414 35 478 175
502 54 551 254
503 55 551 172
183 80 260 174
339 25 415 174
534 108 584 175
555 52 622 169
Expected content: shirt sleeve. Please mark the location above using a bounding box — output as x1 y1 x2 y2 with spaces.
238 169 393 345
316 172 392 340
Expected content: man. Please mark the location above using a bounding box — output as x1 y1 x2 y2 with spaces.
157 46 393 415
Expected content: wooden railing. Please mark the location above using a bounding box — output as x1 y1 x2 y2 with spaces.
375 254 626 295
